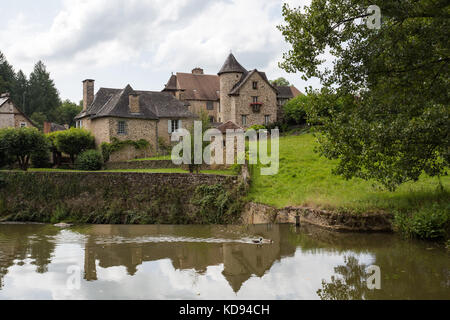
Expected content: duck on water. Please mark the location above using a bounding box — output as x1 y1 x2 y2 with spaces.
252 238 273 244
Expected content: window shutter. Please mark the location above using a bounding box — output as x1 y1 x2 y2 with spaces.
178 120 182 132
168 120 172 133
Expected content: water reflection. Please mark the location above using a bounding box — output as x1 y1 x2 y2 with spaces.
0 224 448 300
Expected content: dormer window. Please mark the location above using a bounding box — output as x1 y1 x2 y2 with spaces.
253 81 258 89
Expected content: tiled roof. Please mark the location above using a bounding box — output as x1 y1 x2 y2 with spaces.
174 73 220 101
216 121 243 134
276 86 303 99
218 53 247 75
76 85 196 120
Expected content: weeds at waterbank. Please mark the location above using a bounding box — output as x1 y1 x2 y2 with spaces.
0 172 245 225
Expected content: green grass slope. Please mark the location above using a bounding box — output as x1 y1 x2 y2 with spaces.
248 133 449 214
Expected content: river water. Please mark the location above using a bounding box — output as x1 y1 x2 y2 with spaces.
0 223 448 300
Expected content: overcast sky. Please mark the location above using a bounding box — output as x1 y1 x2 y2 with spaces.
0 0 317 102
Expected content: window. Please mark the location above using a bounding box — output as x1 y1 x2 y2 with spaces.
252 96 259 103
241 115 247 126
118 121 127 135
209 116 215 123
206 101 214 110
169 119 182 133
252 81 258 89
265 115 270 125
218 103 221 113
20 122 27 128
76 120 83 129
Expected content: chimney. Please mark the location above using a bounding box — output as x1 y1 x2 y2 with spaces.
129 93 140 113
43 122 51 134
192 68 204 75
83 79 95 111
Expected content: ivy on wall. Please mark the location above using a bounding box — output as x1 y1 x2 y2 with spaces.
101 138 151 162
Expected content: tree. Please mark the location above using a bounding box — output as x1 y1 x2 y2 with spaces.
270 77 291 86
278 0 449 190
53 128 95 164
0 127 49 171
0 51 16 98
14 70 29 114
283 94 311 125
30 112 48 131
27 61 61 118
53 100 82 127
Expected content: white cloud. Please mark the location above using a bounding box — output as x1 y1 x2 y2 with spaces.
0 0 317 101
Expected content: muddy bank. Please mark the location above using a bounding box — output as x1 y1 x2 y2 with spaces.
242 202 394 232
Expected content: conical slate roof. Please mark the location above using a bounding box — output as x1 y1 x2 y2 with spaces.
218 53 247 75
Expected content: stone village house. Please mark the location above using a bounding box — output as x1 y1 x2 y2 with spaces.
0 93 36 129
75 80 197 161
75 54 301 161
163 53 302 128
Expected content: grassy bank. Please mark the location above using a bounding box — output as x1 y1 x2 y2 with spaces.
248 133 449 239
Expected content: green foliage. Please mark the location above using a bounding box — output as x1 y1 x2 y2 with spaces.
283 94 310 125
394 204 449 240
266 121 289 133
75 149 103 171
53 100 82 127
53 128 95 163
31 148 51 168
101 138 151 163
0 127 49 171
192 183 244 224
270 77 291 86
278 1 450 191
247 124 267 131
30 112 47 130
157 137 172 155
27 61 61 118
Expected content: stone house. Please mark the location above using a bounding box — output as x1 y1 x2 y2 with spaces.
75 80 197 160
0 93 36 129
163 53 302 129
275 85 303 121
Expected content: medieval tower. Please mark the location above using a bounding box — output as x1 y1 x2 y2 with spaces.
218 53 247 124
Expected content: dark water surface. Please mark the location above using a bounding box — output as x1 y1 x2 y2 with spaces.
0 223 448 300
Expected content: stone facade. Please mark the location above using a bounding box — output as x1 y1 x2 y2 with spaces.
229 72 277 128
165 54 280 129
0 96 35 129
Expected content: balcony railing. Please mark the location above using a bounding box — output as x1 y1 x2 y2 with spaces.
250 102 262 113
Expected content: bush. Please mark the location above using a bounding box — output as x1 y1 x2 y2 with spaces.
283 94 309 125
247 125 267 132
0 127 49 171
101 138 151 163
53 128 95 164
75 149 103 171
266 121 289 132
31 149 51 168
394 204 450 240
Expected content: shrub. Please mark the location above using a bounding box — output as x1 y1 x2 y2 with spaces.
394 204 450 240
283 94 309 125
75 149 103 171
0 127 49 171
247 124 267 132
53 128 95 164
31 149 51 168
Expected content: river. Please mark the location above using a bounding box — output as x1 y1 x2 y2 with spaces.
0 223 448 300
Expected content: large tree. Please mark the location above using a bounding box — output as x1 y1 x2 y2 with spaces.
270 77 291 86
14 70 29 113
279 0 449 190
27 61 61 119
0 51 16 98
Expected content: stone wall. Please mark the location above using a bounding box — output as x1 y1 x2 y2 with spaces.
231 72 278 129
242 202 394 232
105 160 178 170
187 100 219 122
0 172 239 224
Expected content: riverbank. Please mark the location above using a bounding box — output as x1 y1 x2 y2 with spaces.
0 171 245 225
247 132 449 240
